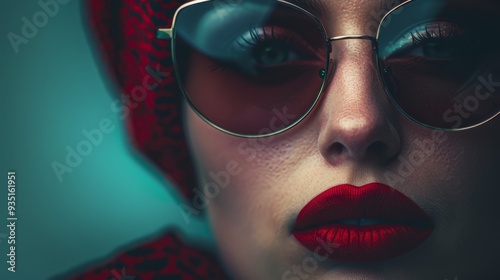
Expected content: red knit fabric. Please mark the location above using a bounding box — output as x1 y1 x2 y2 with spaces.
59 1 230 279
57 231 229 280
87 0 196 200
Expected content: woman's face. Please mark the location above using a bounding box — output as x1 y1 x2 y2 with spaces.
183 0 500 279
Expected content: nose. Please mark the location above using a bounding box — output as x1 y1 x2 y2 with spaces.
317 39 401 165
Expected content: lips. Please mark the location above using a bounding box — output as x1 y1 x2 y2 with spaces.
293 183 433 262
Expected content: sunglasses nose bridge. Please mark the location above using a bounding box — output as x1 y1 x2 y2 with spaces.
323 34 380 90
328 35 378 50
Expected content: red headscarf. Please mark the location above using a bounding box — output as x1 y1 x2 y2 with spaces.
53 1 230 279
87 0 196 200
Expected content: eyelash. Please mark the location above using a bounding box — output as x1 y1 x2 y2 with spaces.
240 27 289 46
410 23 463 45
210 26 301 72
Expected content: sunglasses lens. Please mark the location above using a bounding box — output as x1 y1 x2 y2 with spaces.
378 1 500 130
173 0 328 136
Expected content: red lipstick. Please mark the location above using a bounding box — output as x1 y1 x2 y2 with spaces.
293 183 433 262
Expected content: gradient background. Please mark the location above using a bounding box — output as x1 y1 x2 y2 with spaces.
0 1 212 279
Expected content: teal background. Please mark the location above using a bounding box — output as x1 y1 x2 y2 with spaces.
0 1 212 279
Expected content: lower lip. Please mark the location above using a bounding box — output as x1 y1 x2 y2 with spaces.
293 223 432 262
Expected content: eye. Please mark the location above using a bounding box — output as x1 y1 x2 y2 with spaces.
234 26 310 67
409 24 472 59
413 39 460 59
211 26 323 74
252 41 291 65
381 21 476 60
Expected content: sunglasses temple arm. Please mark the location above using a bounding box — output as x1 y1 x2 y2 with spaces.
157 28 173 39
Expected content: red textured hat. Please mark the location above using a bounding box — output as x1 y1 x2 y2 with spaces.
87 0 196 199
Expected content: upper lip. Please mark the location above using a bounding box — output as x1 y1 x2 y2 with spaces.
293 183 433 231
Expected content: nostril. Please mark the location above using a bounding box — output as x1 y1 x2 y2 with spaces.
328 143 345 156
327 141 390 160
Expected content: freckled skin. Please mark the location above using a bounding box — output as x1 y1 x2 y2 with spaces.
183 0 500 279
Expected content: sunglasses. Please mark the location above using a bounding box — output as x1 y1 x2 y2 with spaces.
157 0 500 137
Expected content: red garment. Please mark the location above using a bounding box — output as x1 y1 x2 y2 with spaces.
87 0 197 200
55 231 229 280
57 1 230 279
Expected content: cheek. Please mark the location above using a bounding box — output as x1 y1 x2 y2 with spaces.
185 103 323 278
443 121 500 213
434 120 500 197
395 119 500 222
185 101 308 215
405 120 500 270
